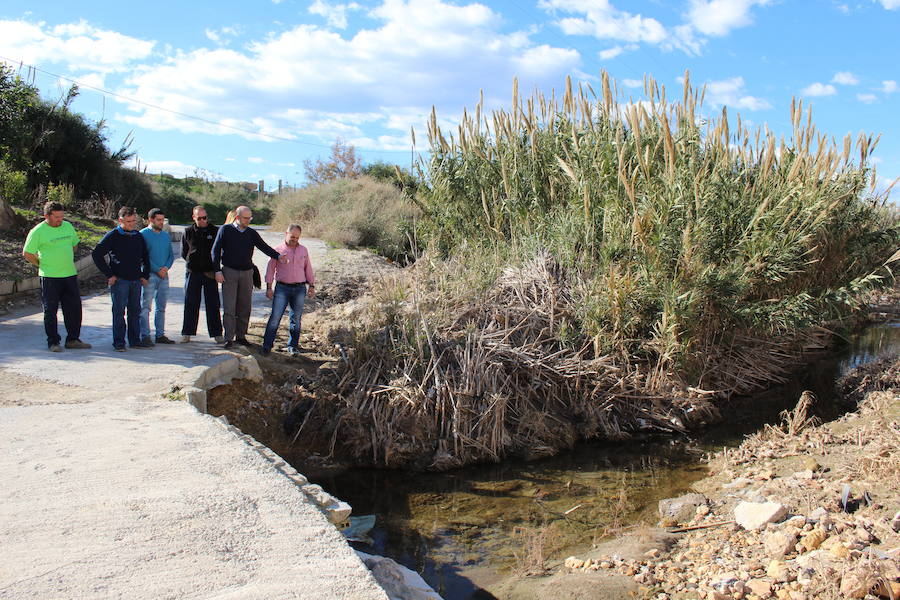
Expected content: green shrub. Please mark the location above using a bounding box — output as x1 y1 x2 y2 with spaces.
0 161 27 206
46 182 76 209
273 176 419 261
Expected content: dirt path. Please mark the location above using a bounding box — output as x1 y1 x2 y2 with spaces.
0 231 390 600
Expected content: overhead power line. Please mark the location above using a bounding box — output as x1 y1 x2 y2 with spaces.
0 55 414 154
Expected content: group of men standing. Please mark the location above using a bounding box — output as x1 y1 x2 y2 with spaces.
22 201 315 355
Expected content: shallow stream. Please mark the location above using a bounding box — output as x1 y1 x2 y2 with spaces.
308 321 900 599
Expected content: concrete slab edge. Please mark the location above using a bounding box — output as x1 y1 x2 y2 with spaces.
162 352 350 524
209 414 352 525
0 255 99 298
148 338 426 598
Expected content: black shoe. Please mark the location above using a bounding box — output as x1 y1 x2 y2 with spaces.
236 338 251 346
155 335 176 344
65 339 92 349
224 341 235 349
260 348 271 356
133 339 154 348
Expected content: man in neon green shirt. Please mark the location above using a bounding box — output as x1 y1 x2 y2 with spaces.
22 201 92 352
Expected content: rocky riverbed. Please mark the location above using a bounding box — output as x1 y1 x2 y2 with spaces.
544 355 900 600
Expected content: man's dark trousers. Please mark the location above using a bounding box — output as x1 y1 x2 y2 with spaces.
110 279 143 348
40 275 82 347
182 270 222 337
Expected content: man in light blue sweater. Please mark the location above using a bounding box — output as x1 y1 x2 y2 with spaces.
140 208 176 344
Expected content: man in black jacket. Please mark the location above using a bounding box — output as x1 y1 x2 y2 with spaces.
180 205 223 343
92 206 151 351
212 205 285 348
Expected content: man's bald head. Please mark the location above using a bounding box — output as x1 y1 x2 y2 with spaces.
234 206 253 227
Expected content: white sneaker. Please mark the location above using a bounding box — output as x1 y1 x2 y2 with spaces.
180 335 191 343
214 336 225 343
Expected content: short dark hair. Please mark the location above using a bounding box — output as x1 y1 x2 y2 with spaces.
43 201 64 216
118 206 136 219
148 208 165 220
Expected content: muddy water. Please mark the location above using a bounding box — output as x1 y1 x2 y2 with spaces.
308 321 900 600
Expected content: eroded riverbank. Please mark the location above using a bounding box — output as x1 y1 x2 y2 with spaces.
205 310 900 599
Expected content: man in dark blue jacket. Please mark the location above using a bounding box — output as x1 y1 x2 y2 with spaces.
92 206 151 351
212 205 284 348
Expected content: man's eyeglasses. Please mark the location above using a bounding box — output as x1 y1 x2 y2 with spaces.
196 216 209 221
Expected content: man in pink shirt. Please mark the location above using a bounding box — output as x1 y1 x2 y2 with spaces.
261 224 316 356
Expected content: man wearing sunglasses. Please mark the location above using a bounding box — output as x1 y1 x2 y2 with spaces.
180 206 223 343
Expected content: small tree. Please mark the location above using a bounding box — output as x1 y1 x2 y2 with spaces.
303 138 363 186
362 160 419 197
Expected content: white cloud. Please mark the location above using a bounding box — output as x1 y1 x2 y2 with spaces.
883 80 898 93
538 0 770 55
247 157 264 163
857 93 878 103
622 78 643 88
116 0 580 147
704 76 772 110
277 162 296 167
876 0 900 9
0 19 154 73
801 82 837 97
309 0 362 29
598 46 624 59
67 72 106 90
129 159 198 178
685 0 771 37
539 0 668 43
205 26 241 45
831 71 858 85
224 157 236 162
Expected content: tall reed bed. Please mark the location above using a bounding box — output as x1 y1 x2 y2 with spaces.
299 72 899 469
418 71 899 386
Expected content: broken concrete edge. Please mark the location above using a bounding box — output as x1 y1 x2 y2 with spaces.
166 353 263 413
0 255 100 298
159 351 353 525
209 413 352 524
209 414 433 600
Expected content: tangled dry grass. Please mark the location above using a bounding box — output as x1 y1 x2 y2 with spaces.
295 253 850 470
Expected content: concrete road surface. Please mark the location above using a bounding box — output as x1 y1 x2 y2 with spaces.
0 228 388 600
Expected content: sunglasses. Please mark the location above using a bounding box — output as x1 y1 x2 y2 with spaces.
196 216 209 221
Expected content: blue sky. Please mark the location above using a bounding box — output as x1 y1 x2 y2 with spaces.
1 0 898 198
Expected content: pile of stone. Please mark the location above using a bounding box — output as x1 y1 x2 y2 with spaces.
565 489 898 599
560 386 900 600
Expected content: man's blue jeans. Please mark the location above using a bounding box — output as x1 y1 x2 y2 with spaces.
140 272 169 339
110 279 143 348
262 282 307 351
